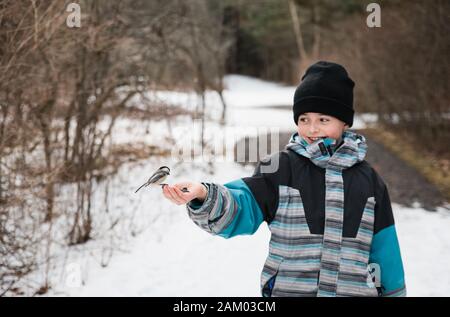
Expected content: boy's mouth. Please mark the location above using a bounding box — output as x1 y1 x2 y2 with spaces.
305 136 327 143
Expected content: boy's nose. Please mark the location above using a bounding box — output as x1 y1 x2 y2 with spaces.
309 124 319 134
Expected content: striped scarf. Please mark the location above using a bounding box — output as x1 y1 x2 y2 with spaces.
286 130 368 297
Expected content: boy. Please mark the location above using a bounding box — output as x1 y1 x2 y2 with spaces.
162 61 406 297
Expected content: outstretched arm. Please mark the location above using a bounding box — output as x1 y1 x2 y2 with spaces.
162 155 280 238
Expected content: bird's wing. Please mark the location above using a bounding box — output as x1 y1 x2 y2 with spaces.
147 172 165 184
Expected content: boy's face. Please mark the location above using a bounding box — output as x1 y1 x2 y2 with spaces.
297 112 349 144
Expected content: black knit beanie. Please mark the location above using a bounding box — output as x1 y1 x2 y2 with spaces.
293 61 355 127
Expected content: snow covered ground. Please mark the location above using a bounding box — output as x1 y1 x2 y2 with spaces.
44 75 449 297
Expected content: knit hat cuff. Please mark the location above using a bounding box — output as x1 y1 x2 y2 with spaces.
293 96 354 127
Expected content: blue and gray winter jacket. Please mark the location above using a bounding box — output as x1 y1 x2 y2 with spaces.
186 131 406 297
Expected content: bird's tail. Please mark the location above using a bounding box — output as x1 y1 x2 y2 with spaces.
134 183 147 193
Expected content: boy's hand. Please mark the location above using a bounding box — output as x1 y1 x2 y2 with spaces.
162 182 207 205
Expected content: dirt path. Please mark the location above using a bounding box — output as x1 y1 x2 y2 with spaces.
362 132 446 211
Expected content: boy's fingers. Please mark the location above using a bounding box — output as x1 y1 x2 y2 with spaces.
162 185 179 204
162 184 194 205
167 186 185 205
173 183 192 193
161 184 169 196
162 185 172 200
171 186 189 204
173 186 192 200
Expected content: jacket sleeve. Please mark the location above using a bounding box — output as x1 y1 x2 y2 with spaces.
369 174 407 297
186 156 279 239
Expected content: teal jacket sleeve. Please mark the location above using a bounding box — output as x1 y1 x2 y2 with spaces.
369 183 406 297
370 225 406 297
186 179 265 239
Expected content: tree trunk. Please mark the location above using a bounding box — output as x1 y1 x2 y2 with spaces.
288 0 307 61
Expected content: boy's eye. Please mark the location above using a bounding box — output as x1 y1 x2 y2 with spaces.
299 117 308 122
320 118 330 123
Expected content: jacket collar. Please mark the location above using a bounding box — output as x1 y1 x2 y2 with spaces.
286 131 367 170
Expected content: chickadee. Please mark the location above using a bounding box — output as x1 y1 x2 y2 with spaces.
134 166 189 193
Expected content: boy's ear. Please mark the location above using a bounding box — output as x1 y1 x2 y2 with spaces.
343 124 350 130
